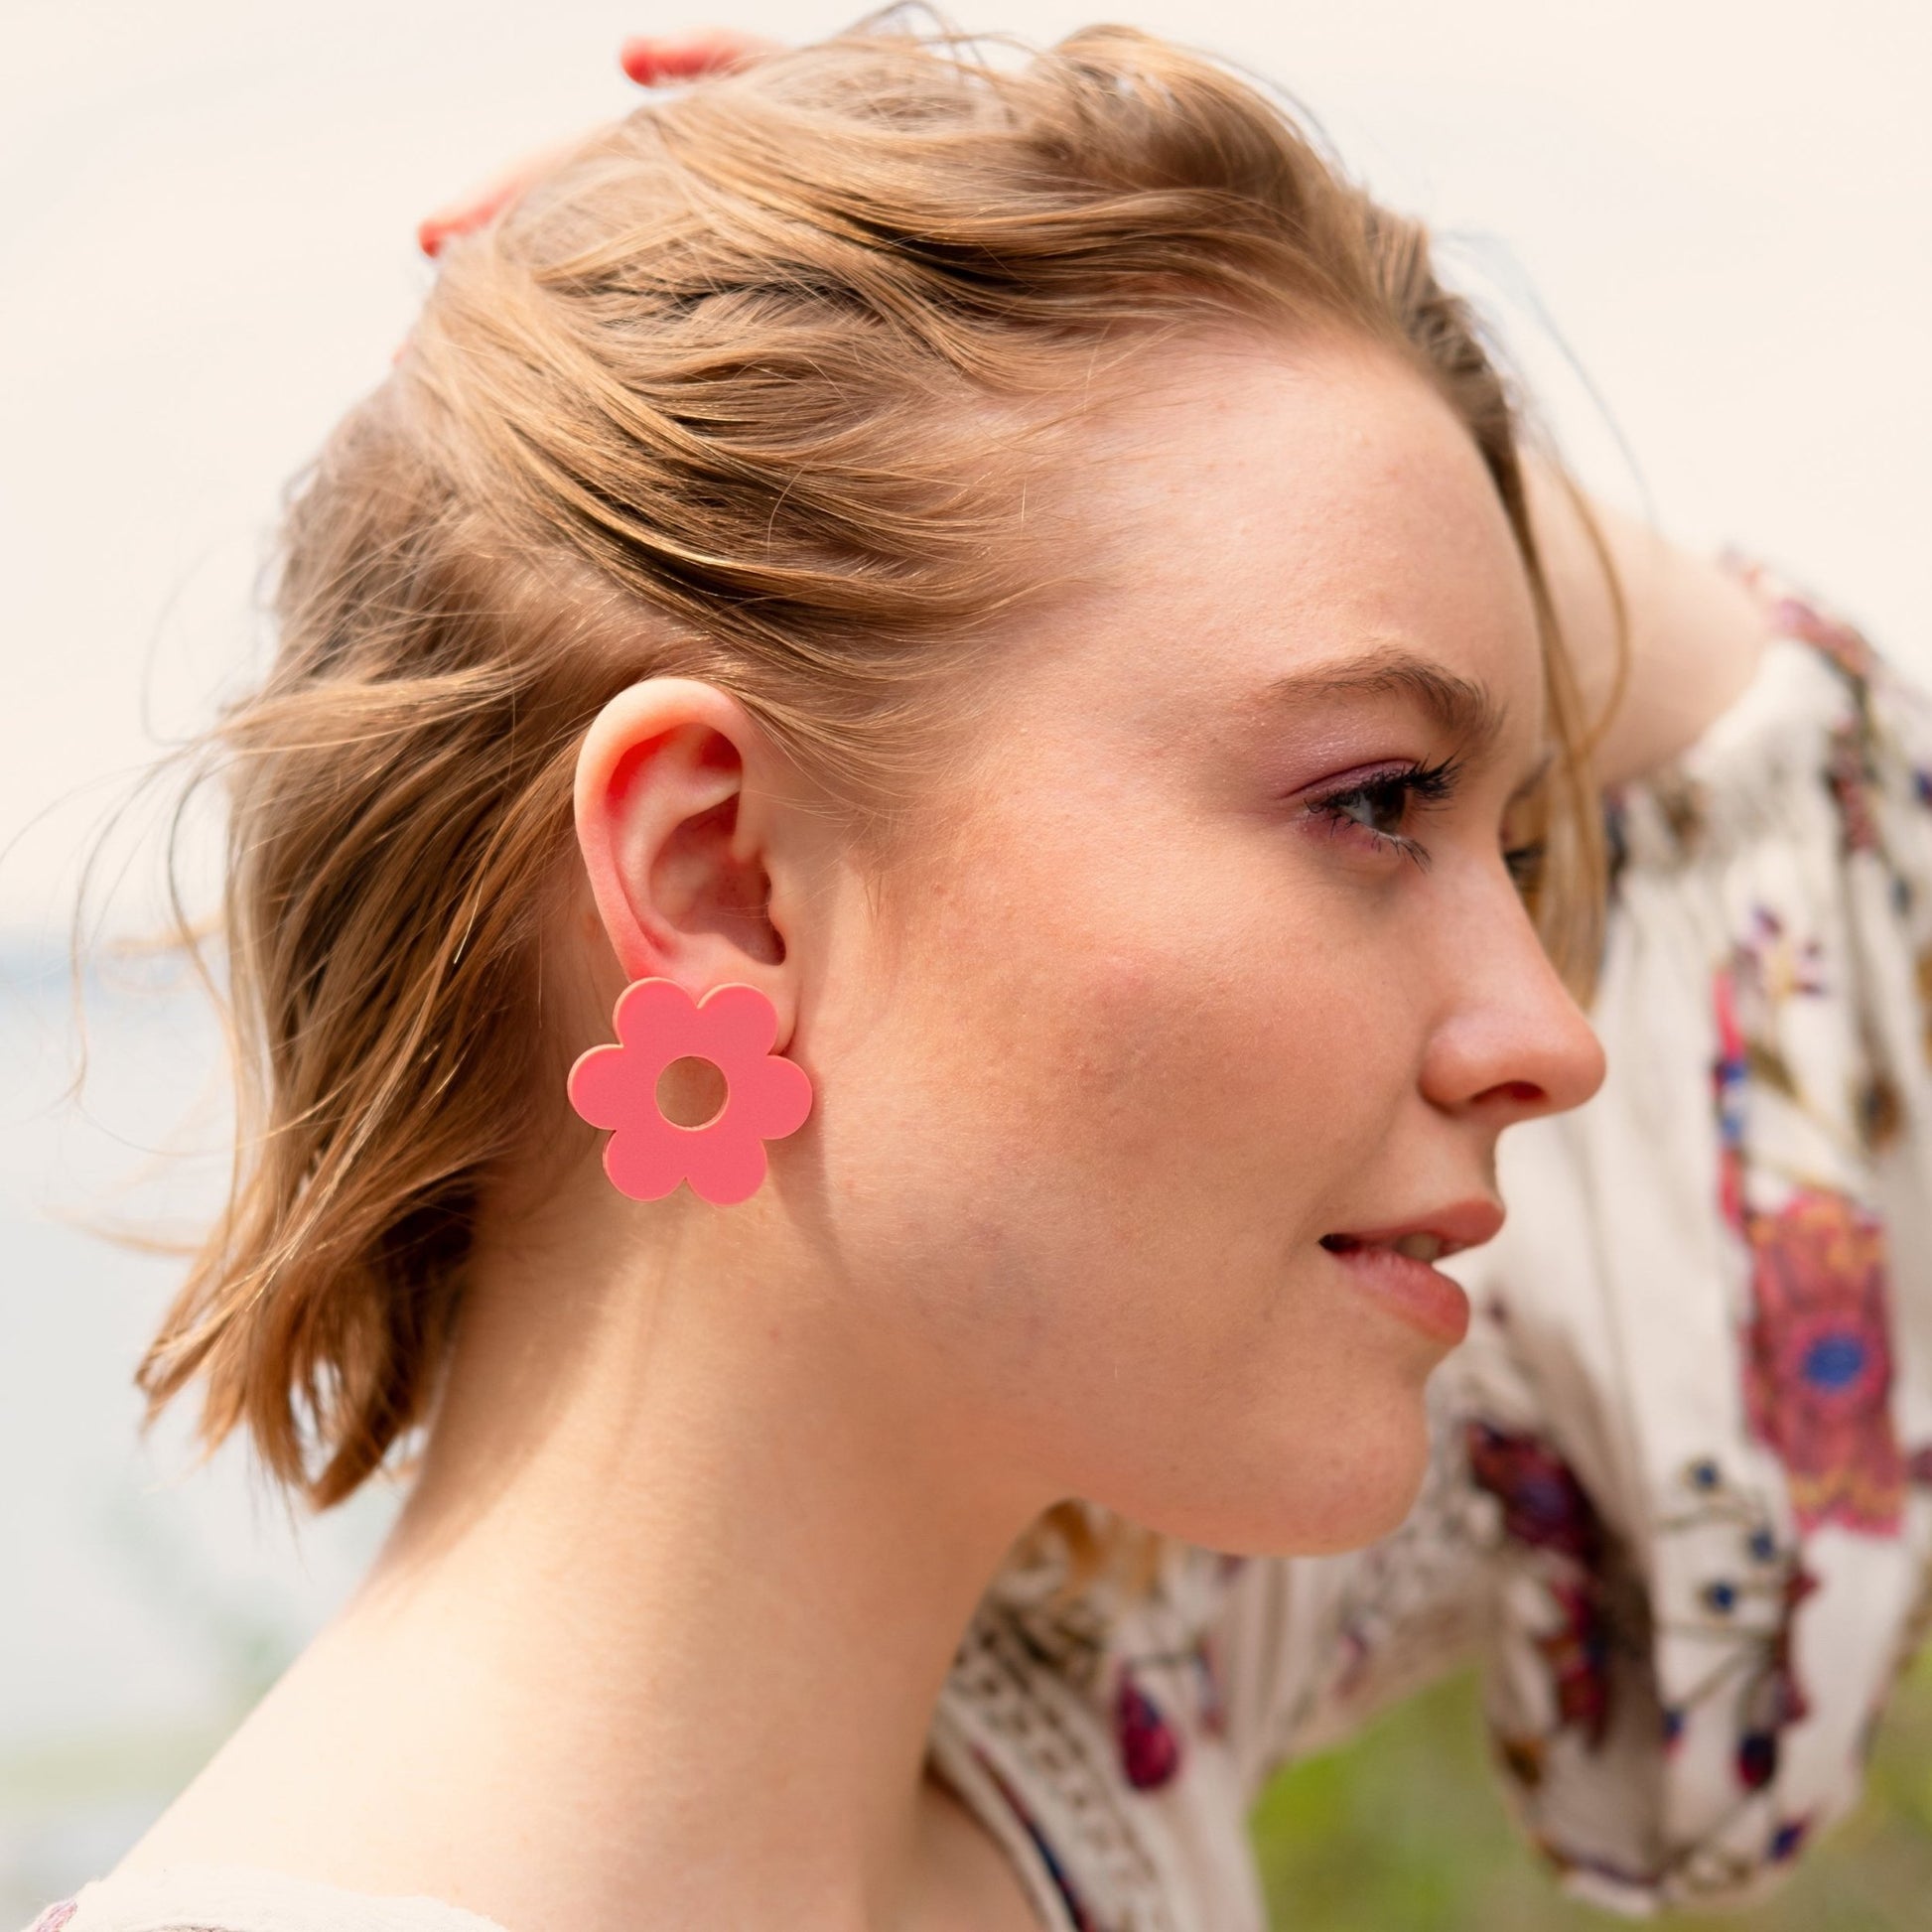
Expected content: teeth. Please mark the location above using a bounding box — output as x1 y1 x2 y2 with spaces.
1322 1232 1449 1261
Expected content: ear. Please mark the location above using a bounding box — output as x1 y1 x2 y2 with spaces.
573 677 801 1040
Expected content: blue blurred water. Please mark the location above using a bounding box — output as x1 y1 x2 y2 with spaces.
0 938 395 1917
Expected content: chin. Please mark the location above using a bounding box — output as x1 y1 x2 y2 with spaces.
1144 1404 1434 1560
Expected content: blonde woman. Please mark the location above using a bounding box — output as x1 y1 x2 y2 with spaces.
29 21 1932 1932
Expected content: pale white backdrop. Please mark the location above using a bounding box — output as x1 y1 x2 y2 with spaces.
1 0 1927 1912
4 0 1929 929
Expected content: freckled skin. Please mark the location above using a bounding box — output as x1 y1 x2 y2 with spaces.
112 333 1611 1929
799 336 1605 1556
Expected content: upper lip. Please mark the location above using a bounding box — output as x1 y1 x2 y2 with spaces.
1320 1197 1504 1259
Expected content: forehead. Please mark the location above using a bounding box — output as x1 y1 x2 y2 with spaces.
1042 332 1545 758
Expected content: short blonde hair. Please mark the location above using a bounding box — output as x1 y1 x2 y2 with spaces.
136 18 1605 1511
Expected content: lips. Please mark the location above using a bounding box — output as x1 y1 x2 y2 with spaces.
1319 1197 1506 1262
1318 1198 1503 1345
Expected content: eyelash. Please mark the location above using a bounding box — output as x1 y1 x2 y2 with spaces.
1303 755 1545 893
1303 757 1463 871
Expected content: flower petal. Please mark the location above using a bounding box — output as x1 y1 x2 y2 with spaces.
566 1043 633 1130
685 1126 769 1205
695 982 779 1066
738 1051 814 1140
614 976 698 1049
599 1097 697 1200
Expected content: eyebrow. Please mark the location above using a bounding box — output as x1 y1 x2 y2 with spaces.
1255 643 1510 760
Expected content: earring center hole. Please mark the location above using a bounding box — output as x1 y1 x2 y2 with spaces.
656 1055 729 1129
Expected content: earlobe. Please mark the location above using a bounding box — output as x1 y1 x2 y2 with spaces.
572 678 790 1015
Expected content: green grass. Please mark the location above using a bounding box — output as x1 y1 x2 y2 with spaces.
1249 1653 1932 1930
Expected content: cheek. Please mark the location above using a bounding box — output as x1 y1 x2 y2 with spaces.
858 802 1432 1302
813 801 1445 1551
1052 869 1421 1200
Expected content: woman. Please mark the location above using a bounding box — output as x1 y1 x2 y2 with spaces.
29 20 1931 1932
407 76 1925 1929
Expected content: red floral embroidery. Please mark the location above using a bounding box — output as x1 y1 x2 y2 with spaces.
1467 1422 1614 1752
1113 1666 1183 1790
1466 1422 1604 1567
1741 1189 1902 1536
1826 717 1883 855
1532 1580 1612 1748
1720 550 1875 682
1768 593 1875 683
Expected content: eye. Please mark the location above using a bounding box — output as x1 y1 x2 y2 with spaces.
1498 777 1552 901
1300 756 1463 871
1503 839 1547 897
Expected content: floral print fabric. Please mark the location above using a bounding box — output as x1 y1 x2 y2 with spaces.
1415 557 1932 1911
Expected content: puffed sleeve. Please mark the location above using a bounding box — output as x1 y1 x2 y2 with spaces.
1212 560 1932 1914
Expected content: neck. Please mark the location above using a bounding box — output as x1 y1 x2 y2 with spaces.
132 1188 1050 1932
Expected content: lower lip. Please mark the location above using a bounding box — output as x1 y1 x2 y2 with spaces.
1322 1242 1470 1345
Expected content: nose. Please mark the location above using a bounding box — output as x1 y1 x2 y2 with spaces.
1419 881 1607 1129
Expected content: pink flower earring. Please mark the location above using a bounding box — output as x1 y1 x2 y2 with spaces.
567 979 813 1205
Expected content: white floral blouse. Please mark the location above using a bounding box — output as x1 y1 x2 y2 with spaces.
31 559 1932 1932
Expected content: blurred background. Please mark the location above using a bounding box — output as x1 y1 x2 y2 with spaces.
3 0 1929 1922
